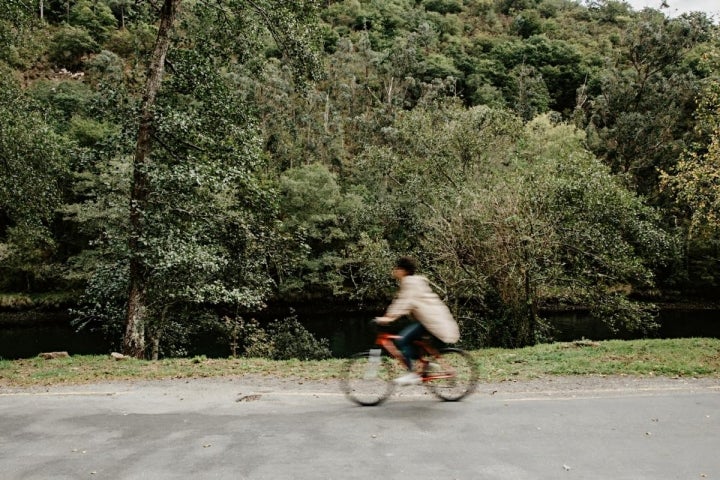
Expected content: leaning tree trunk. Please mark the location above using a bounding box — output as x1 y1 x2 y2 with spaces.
123 0 181 358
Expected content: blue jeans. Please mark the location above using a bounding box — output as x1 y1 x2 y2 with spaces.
395 322 428 371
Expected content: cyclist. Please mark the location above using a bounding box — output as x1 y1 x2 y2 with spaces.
375 256 460 385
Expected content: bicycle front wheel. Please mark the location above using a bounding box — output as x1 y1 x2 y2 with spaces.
426 348 478 402
341 350 399 406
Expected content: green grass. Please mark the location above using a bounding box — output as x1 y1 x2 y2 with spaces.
474 338 720 380
1 338 719 388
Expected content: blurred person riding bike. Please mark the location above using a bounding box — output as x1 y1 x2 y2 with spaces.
375 256 460 386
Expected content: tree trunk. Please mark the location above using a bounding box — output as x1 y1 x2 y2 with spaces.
123 0 181 358
123 287 147 357
151 335 160 361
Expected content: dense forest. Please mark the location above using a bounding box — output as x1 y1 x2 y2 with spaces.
1 0 718 358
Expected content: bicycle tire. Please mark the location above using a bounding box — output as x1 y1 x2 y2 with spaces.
425 347 478 402
341 350 399 406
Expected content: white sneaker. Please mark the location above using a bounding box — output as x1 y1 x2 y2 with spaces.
393 372 422 386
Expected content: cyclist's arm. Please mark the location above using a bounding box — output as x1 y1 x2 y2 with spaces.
374 314 399 325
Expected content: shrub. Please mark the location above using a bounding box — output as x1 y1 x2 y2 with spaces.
49 25 100 70
223 317 274 358
70 0 117 43
267 315 332 360
68 115 117 147
423 0 463 15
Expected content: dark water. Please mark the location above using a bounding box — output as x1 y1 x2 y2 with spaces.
1 309 719 360
548 309 720 342
0 324 110 359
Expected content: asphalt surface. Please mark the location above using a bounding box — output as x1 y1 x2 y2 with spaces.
1 376 718 480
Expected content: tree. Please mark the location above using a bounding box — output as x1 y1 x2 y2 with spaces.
660 47 720 287
69 0 117 42
507 63 550 121
123 0 180 357
355 100 674 347
439 115 674 345
0 69 71 291
122 0 322 357
273 164 372 299
661 49 720 238
583 11 714 200
48 24 101 69
0 0 42 67
489 36 586 116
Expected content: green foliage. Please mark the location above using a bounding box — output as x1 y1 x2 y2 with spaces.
660 48 720 287
506 63 550 120
275 164 372 298
588 293 658 335
84 50 125 83
68 115 118 147
223 313 332 360
0 70 71 291
265 315 332 360
356 102 674 346
186 0 323 84
510 117 674 333
582 11 715 199
70 261 128 351
0 2 45 68
104 28 135 58
48 24 101 69
662 49 720 239
29 79 97 123
61 0 328 357
423 0 463 15
70 0 117 43
64 154 131 348
223 316 272 358
586 0 632 24
511 10 543 38
490 36 585 114
2 0 719 354
498 0 541 15
0 0 34 21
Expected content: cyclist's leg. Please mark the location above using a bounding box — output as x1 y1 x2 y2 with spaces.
396 322 427 371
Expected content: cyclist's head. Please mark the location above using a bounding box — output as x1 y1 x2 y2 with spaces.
394 256 417 276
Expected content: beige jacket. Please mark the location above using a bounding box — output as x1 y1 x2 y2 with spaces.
385 275 460 343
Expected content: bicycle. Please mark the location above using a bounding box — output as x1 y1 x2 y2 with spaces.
341 322 478 406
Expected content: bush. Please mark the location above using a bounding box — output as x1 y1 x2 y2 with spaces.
423 0 463 15
70 262 128 352
70 0 117 43
49 25 100 69
104 28 135 58
68 115 117 147
84 50 125 83
267 315 332 360
228 314 332 360
224 317 274 358
511 10 543 38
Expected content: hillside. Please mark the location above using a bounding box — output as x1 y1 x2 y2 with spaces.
1 0 718 354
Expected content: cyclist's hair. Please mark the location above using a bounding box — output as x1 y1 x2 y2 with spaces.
394 256 417 275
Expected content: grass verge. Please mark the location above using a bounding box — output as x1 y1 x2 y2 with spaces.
1 338 718 388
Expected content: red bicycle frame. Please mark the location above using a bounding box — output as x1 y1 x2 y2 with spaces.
372 332 455 382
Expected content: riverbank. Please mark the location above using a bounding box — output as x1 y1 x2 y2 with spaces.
1 338 718 388
2 300 720 360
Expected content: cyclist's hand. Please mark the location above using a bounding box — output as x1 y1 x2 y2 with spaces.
374 316 392 325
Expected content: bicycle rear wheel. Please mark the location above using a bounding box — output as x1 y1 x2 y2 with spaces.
341 350 400 406
425 348 478 402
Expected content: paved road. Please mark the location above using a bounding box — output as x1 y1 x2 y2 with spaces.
1 377 718 480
